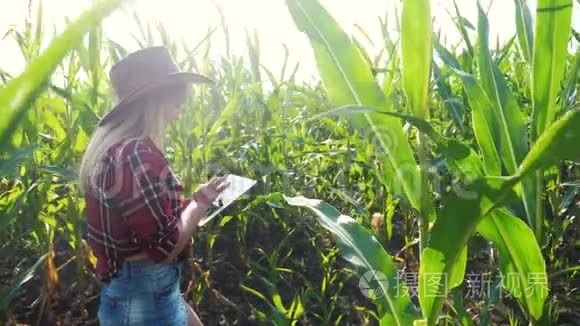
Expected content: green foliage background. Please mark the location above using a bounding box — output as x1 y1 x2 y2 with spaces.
0 0 578 325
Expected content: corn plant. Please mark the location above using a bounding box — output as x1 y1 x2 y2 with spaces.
1 0 578 324
285 0 577 324
0 0 126 317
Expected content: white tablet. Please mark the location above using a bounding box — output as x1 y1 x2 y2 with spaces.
198 174 257 227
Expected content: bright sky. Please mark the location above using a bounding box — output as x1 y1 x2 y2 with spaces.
0 0 578 81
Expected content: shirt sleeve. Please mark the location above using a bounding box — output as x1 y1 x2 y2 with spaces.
118 139 184 262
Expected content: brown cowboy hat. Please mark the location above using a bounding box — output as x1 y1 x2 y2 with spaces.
98 46 215 126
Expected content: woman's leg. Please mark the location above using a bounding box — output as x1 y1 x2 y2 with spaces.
186 302 203 326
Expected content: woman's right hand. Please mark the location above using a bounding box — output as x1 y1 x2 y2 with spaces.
192 176 229 209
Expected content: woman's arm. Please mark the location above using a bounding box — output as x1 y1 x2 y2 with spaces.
162 177 228 264
119 138 228 264
161 199 207 263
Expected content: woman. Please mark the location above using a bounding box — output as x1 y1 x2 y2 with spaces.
79 46 227 325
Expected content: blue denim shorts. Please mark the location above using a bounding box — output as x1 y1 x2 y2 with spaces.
98 260 189 325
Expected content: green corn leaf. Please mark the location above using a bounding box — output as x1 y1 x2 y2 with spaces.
561 54 579 111
451 68 501 176
0 145 37 178
419 108 580 324
286 0 433 220
207 93 240 140
318 105 483 179
517 108 580 175
401 0 432 119
424 115 548 318
401 0 434 233
496 36 517 66
531 0 573 140
452 0 475 59
241 284 290 325
527 0 572 241
322 104 546 314
433 65 466 134
0 254 48 313
449 246 468 291
26 1 44 59
477 209 548 318
260 277 288 314
514 0 534 63
88 26 102 106
0 0 127 150
476 2 527 173
247 30 262 86
400 110 577 322
314 105 441 142
476 3 537 231
442 146 547 320
433 43 469 136
383 44 398 102
286 196 419 325
317 103 473 290
419 177 519 325
421 183 553 324
434 40 461 70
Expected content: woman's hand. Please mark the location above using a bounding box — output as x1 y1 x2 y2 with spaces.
164 176 229 264
192 176 229 210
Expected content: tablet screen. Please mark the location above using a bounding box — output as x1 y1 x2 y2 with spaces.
198 174 257 227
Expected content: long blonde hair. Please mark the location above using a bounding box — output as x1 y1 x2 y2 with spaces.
79 95 166 194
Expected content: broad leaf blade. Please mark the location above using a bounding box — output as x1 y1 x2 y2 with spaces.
286 0 432 219
452 69 501 176
286 196 419 325
476 3 528 173
0 145 37 177
433 65 466 135
518 109 580 176
476 3 537 231
430 127 548 319
434 40 461 70
531 0 573 140
0 0 127 149
452 0 475 59
207 93 240 139
331 104 547 321
401 0 432 119
527 0 573 242
433 40 465 134
317 105 446 145
419 108 580 324
477 209 548 318
514 0 534 63
419 177 519 325
401 0 434 228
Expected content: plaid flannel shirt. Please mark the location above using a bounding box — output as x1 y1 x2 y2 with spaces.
85 137 190 282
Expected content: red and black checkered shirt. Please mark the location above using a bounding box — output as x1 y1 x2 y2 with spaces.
85 137 190 282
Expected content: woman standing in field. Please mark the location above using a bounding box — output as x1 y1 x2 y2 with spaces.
79 46 227 325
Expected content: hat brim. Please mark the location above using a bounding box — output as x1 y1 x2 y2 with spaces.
98 72 215 126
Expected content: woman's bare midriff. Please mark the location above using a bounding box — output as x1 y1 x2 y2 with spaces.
125 252 148 261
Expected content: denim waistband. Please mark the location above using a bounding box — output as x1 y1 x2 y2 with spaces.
103 260 182 297
115 259 180 279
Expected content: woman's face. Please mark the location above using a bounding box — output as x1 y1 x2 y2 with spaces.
162 100 182 122
160 84 189 123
